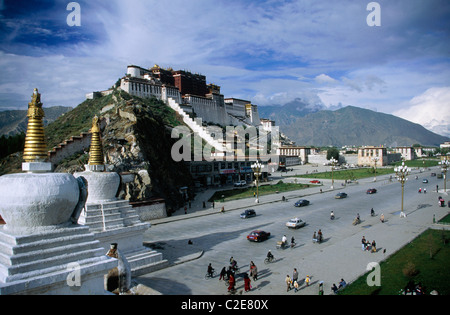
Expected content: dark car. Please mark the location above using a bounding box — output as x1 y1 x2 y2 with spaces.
335 192 348 199
240 209 256 219
294 199 310 207
366 188 377 194
247 230 271 242
422 179 428 183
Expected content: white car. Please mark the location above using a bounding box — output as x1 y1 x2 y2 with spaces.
234 180 247 187
286 218 306 229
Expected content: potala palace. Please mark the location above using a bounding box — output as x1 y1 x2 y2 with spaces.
88 64 264 129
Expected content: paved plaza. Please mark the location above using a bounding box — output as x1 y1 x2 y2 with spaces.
136 165 449 296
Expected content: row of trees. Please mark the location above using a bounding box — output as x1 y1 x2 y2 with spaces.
0 133 25 159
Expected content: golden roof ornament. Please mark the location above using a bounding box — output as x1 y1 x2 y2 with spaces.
23 88 48 163
88 116 105 167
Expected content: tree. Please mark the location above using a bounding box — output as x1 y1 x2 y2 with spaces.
326 147 339 161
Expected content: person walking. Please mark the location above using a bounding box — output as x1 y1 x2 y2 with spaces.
249 261 258 281
244 273 251 292
227 273 235 292
219 267 227 281
293 280 299 292
285 275 292 292
361 236 367 251
305 275 311 286
292 268 299 283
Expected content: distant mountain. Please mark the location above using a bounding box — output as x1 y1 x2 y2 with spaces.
0 106 73 137
274 105 449 147
258 98 326 125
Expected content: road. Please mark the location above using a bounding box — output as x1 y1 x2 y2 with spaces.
137 166 448 295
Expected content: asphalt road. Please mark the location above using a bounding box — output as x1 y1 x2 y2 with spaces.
137 166 448 295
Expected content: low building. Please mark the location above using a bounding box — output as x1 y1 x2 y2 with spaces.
393 146 417 161
357 146 389 166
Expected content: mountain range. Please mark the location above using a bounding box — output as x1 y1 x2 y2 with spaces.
258 98 449 147
0 98 448 148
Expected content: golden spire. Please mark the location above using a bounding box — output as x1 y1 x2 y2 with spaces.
23 88 48 163
88 116 104 166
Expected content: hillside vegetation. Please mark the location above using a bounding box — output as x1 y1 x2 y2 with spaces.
0 90 193 210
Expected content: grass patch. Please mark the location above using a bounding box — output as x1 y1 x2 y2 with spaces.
438 213 450 224
295 167 394 181
340 229 450 295
208 180 310 202
391 159 440 168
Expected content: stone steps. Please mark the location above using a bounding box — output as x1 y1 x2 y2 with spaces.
0 225 113 284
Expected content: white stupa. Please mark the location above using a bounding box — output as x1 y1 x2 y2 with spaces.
73 116 168 276
0 89 117 295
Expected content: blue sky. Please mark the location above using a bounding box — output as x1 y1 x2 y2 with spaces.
0 0 449 136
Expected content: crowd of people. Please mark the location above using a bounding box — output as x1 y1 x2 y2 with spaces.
204 206 388 294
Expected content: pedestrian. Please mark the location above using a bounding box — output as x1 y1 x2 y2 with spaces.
249 261 258 281
292 268 298 283
293 280 299 292
212 201 215 208
305 275 311 286
361 236 367 251
380 213 385 223
285 275 292 292
371 240 377 253
244 273 251 292
184 206 187 214
219 267 227 281
227 274 235 292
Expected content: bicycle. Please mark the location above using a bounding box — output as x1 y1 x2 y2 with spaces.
264 256 276 264
204 270 217 280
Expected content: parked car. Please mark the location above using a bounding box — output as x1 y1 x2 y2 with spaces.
240 209 256 219
310 180 321 184
437 174 443 179
422 179 428 183
286 217 306 229
294 199 310 207
234 180 247 187
335 192 348 199
366 188 377 194
247 230 271 242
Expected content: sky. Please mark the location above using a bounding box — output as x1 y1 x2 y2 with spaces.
0 0 449 136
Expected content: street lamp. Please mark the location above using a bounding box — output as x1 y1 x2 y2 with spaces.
439 158 449 193
394 161 411 218
372 156 379 182
330 157 338 189
251 161 262 203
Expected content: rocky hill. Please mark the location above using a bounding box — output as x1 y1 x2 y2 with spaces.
0 90 194 210
260 104 449 147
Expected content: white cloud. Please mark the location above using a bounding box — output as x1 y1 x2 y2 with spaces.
315 74 337 84
393 87 450 137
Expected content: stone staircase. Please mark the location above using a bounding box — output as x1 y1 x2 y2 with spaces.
78 199 168 276
0 225 114 284
167 98 228 153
